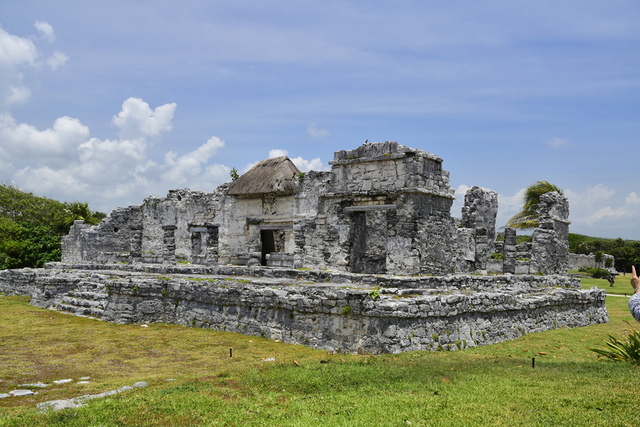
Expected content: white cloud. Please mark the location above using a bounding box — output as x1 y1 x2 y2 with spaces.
451 184 470 217
0 27 37 108
566 186 640 227
47 51 68 70
253 149 328 173
307 123 329 138
34 21 55 43
545 137 571 149
0 27 37 67
0 114 90 164
162 136 225 186
0 24 67 109
289 156 327 172
6 85 31 105
112 97 176 140
0 97 235 212
268 149 288 158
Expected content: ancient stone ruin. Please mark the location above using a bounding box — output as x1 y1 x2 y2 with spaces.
0 141 607 354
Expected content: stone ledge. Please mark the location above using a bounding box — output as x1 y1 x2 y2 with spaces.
0 266 607 354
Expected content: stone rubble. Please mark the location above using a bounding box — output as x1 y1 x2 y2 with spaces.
37 381 148 412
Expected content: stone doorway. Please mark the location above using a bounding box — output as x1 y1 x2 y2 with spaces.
349 209 388 274
260 230 276 266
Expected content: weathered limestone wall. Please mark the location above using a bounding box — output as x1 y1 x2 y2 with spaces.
568 253 615 270
330 141 453 198
457 186 498 273
531 192 570 274
0 265 608 354
59 141 576 277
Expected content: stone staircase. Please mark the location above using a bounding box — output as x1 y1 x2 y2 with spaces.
52 281 109 318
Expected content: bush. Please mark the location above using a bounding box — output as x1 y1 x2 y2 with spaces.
577 267 610 278
587 267 610 279
590 324 640 365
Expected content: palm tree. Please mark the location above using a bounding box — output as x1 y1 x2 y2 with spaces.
506 181 563 230
56 202 104 233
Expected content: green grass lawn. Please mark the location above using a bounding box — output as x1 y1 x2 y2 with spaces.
1 286 639 426
579 272 635 296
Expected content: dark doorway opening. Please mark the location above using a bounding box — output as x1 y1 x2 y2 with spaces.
260 230 276 266
349 210 387 274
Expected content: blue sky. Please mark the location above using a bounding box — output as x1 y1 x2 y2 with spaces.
1 1 639 239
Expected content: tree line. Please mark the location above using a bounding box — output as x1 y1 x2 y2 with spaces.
568 234 640 274
0 185 104 269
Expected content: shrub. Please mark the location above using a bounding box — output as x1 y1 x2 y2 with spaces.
588 267 610 279
577 267 609 278
590 324 640 365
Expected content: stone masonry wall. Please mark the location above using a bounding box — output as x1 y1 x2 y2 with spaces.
0 264 607 354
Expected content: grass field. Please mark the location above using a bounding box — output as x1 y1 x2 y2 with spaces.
1 277 639 426
579 271 636 296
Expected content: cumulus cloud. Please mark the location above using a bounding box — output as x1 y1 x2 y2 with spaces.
268 149 288 158
0 26 38 108
112 97 177 140
0 23 67 109
162 136 225 186
265 148 327 172
34 21 55 43
566 185 640 227
0 114 90 165
290 156 327 172
0 27 37 67
0 95 233 212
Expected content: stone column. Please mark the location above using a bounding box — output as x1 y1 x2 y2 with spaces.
205 225 219 264
162 225 177 264
503 227 517 274
461 186 498 272
129 227 143 263
531 192 570 274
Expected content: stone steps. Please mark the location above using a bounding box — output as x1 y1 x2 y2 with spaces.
52 282 108 318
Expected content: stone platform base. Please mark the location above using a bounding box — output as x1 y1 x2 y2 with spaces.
0 263 608 354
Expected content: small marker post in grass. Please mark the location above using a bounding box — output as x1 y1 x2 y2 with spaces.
230 348 233 358
532 357 535 368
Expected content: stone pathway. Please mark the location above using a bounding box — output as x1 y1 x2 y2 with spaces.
37 381 148 412
0 377 148 412
0 377 92 400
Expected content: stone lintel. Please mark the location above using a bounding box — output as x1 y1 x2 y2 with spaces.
344 204 398 212
260 224 294 230
325 188 455 200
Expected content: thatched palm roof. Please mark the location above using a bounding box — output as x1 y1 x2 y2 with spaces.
227 156 301 198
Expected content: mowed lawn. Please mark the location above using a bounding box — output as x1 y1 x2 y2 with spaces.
1 276 639 426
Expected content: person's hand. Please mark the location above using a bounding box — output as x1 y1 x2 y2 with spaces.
632 266 640 293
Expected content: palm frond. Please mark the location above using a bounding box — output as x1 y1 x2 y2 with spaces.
504 181 563 230
589 323 640 365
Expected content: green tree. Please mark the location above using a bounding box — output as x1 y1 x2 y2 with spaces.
60 201 104 231
0 185 103 269
506 181 563 230
0 219 61 269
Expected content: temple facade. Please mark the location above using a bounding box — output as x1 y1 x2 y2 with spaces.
62 141 570 276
